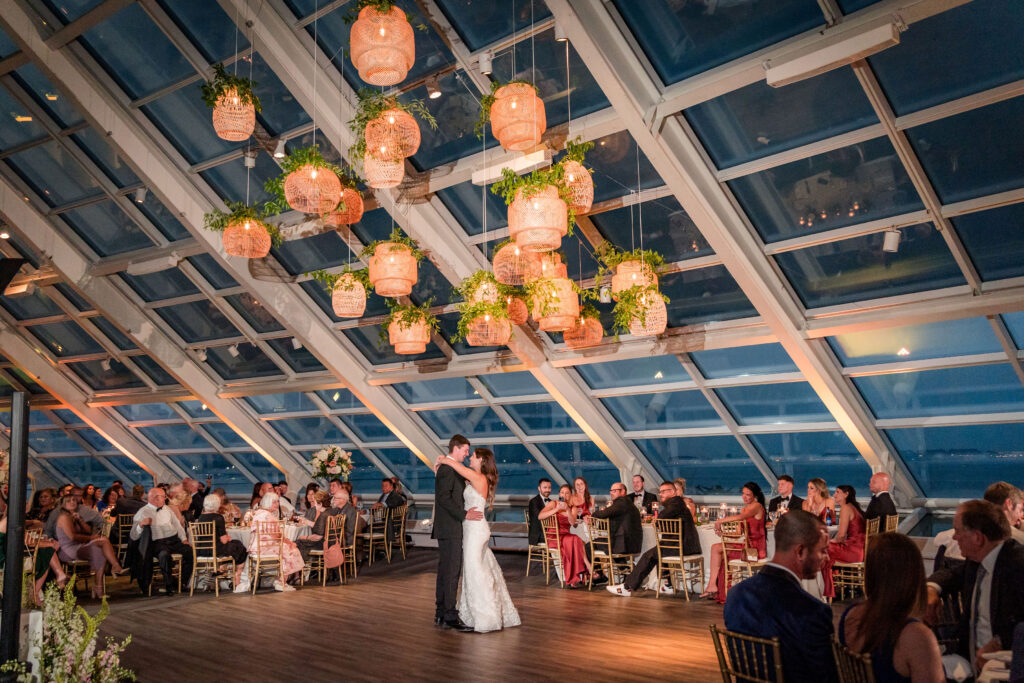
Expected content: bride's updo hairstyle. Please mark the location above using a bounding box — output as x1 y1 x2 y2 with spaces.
475 448 499 506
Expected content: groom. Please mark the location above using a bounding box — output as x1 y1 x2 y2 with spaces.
433 434 482 632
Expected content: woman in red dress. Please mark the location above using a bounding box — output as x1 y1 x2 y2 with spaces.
822 484 867 599
803 477 837 525
538 484 590 587
702 481 768 603
571 477 593 514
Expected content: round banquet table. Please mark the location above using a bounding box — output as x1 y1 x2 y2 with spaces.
226 523 310 548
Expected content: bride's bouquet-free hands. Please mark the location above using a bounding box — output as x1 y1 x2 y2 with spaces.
311 445 353 481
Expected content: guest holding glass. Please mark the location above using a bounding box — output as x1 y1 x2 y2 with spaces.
55 493 126 599
571 476 594 514
822 485 867 600
803 477 836 524
702 481 767 603
96 487 119 514
538 484 591 588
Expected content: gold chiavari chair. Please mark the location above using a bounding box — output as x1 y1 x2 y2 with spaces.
710 624 784 683
249 519 284 594
362 507 389 566
654 518 704 600
831 637 875 683
587 517 634 589
884 514 899 533
304 514 345 587
388 504 409 561
721 520 767 598
539 515 563 587
831 517 879 601
115 514 134 564
930 593 964 655
188 521 234 597
524 509 550 579
341 515 358 583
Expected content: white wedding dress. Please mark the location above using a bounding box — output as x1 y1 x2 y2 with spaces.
457 483 521 633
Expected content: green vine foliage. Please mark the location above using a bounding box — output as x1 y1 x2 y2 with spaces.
263 145 359 216
380 298 440 347
563 137 594 164
579 303 603 322
593 240 666 285
475 79 538 139
611 283 670 336
341 0 429 30
348 89 438 161
453 269 515 302
524 276 586 319
203 201 283 247
200 63 261 112
453 270 516 342
491 165 578 236
453 300 511 343
360 227 426 262
307 267 371 292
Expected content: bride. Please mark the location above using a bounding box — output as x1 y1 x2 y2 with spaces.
436 448 521 633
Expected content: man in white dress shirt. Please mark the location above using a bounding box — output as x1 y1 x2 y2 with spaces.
132 487 193 596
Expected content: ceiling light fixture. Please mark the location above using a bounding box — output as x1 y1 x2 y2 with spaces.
196 348 207 362
478 51 493 76
0 231 9 240
331 391 341 402
134 187 147 203
227 344 240 358
882 228 900 253
100 358 112 372
554 22 568 42
598 285 612 304
243 151 257 168
291 337 302 351
897 347 910 357
426 75 442 99
273 139 287 158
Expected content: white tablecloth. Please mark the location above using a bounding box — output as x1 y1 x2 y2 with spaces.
226 523 310 548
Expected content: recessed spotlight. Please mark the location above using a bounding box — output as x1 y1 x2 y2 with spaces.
134 187 147 203
554 22 568 42
426 75 442 99
274 139 287 158
291 337 302 351
227 344 240 358
478 51 493 76
100 358 112 371
882 229 900 253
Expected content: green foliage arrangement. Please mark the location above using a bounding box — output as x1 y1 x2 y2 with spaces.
203 201 283 247
593 240 666 285
610 283 669 337
563 137 594 164
307 267 371 292
380 298 440 347
360 227 426 262
341 0 428 29
578 303 602 322
475 79 538 139
347 89 438 161
263 145 360 216
200 63 261 111
523 275 587 319
453 270 515 342
491 166 578 236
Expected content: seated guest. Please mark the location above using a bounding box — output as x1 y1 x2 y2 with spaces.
839 533 944 682
183 477 207 521
703 482 768 603
769 474 804 514
927 500 1024 673
865 472 897 526
211 488 241 525
983 481 1024 544
131 487 193 596
96 487 119 514
527 478 553 547
274 481 295 519
724 510 837 683
195 494 247 588
803 478 836 524
586 482 642 564
329 489 360 548
55 493 126 599
673 477 698 521
628 474 657 512
45 487 101 538
298 483 319 519
538 484 591 588
371 477 403 510
275 481 292 505
607 481 700 597
572 477 594 514
167 484 192 526
248 492 303 591
80 484 98 509
26 487 57 527
391 478 408 505
109 484 146 546
341 481 359 509
295 491 332 564
1 511 68 605
822 485 867 599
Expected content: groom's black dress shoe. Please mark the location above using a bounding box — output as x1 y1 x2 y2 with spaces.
433 616 444 627
443 618 474 633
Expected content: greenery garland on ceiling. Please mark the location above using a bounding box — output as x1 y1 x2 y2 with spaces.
200 63 262 111
202 201 283 247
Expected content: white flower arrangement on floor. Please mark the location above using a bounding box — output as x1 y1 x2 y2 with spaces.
310 445 353 482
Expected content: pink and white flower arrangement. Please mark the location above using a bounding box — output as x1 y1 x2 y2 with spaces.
310 445 353 481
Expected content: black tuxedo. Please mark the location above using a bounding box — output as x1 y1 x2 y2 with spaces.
929 539 1024 657
864 491 896 524
433 464 466 622
527 494 549 546
629 490 657 510
768 494 803 514
623 496 701 592
724 565 838 683
591 496 643 555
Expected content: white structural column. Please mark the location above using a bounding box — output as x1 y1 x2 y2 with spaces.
220 0 661 484
548 0 922 500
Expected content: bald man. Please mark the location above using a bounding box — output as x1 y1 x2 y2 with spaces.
864 472 897 525
131 488 193 596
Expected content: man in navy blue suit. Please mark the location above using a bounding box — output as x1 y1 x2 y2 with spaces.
724 510 837 683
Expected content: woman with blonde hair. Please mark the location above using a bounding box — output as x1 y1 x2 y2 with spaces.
803 477 836 524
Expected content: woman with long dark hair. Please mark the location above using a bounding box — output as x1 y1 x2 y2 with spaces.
822 484 867 599
702 481 767 602
838 533 944 682
571 476 593 514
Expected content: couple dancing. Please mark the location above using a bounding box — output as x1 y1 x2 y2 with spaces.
432 434 520 634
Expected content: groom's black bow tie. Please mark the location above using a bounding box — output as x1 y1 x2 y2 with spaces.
155 506 164 512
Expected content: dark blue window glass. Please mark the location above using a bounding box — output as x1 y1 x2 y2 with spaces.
206 344 281 380
76 428 113 451
92 317 136 350
50 409 82 425
374 448 433 495
417 407 512 438
349 208 394 245
157 0 249 63
200 153 277 205
188 254 238 290
952 203 1024 282
503 401 582 436
6 141 104 208
715 382 831 425
1 289 62 320
245 392 317 415
106 455 148 487
535 441 618 492
0 87 47 150
749 431 872 488
138 424 211 450
887 424 1024 497
132 355 177 386
155 301 241 343
27 321 102 357
179 400 212 418
272 231 353 276
40 0 106 24
47 457 116 487
339 413 394 443
120 268 198 302
223 293 284 333
634 436 766 494
136 194 190 242
342 325 445 365
54 284 92 312
481 443 551 495
828 317 1002 367
315 389 363 410
433 0 550 51
266 337 326 373
590 196 712 264
168 453 252 494
775 224 965 308
270 417 347 446
233 452 285 487
728 138 922 242
602 391 721 431
576 356 689 390
70 127 140 188
478 372 547 398
691 344 798 379
0 28 15 58
393 378 477 403
114 403 179 421
203 422 248 448
560 129 662 206
12 64 83 128
437 179 507 237
29 432 86 453
661 266 757 326
61 201 154 257
67 359 145 390
1003 312 1024 350
247 52 312 136
854 364 1024 419
411 260 457 307
142 86 243 165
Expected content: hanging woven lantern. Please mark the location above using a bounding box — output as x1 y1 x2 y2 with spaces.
284 164 342 214
365 109 420 162
523 251 567 283
563 160 594 214
388 319 431 354
331 275 367 318
564 316 603 349
364 151 405 189
629 295 668 337
508 185 568 253
349 5 415 86
368 242 418 297
490 83 546 152
612 260 658 297
470 280 500 304
212 89 255 142
531 277 579 332
506 296 529 325
222 219 271 259
493 242 539 286
466 315 512 346
322 188 365 227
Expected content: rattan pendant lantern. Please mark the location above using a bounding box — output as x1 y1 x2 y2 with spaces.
389 319 431 354
331 274 367 318
323 188 365 227
222 219 272 259
506 296 529 325
629 295 668 337
364 151 405 189
523 251 567 284
284 164 342 214
368 242 418 297
564 316 603 349
490 83 546 152
350 5 415 86
563 160 594 214
212 89 256 142
365 108 420 162
508 186 568 253
466 315 512 346
612 260 658 297
531 277 579 332
493 242 539 286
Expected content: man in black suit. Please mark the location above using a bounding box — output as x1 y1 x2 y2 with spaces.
372 478 404 510
527 478 552 546
628 474 657 511
724 510 837 683
927 499 1024 672
606 481 701 596
768 474 804 514
432 434 482 632
588 482 643 556
864 472 897 524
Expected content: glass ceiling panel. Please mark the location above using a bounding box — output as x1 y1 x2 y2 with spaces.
590 196 712 264
205 343 281 380
188 254 238 290
106 455 148 487
0 87 47 150
137 424 210 450
266 337 326 373
503 401 582 436
728 137 923 243
691 344 798 379
224 293 284 333
4 234 40 267
348 207 393 245
749 431 872 488
339 413 394 443
1003 312 1024 350
77 428 113 451
418 406 511 438
634 436 766 494
909 95 1024 204
602 390 722 431
92 317 136 350
477 371 546 398
272 231 352 276
342 325 445 365
411 259 457 307
775 223 965 309
12 63 83 128
535 441 618 492
61 201 155 256
54 284 92 312
132 355 177 386
158 0 250 63
661 266 757 327
715 382 832 426
0 27 17 58
200 153 277 206
28 320 102 357
270 417 348 446
67 358 145 390
613 0 822 85
577 356 688 390
246 392 317 414
439 178 508 238
46 457 117 488
315 389 362 410
168 453 251 494
887 423 1024 498
136 194 190 242
70 126 140 188
247 52 311 136
373 448 432 495
141 85 243 165
40 0 105 24
5 140 103 207
233 452 285 486
7 368 45 395
952 203 1024 283
79 4 196 99
685 67 877 169
114 402 179 421
854 364 1024 419
828 317 1002 367
155 300 241 343
203 422 248 448
0 289 62 320
50 409 83 425
483 443 551 495
179 400 212 418
29 431 85 453
393 378 477 403
1 411 57 428
434 0 550 51
867 0 1024 116
560 130 662 206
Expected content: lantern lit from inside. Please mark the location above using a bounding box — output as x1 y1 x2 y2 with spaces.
564 316 603 349
466 316 512 346
628 295 667 337
508 185 568 253
331 274 367 318
222 219 271 259
389 318 431 354
611 260 658 298
493 242 539 286
322 188 365 227
523 251 567 284
368 242 418 297
506 296 529 325
490 83 546 152
531 277 579 332
212 88 255 142
365 109 420 162
349 5 415 87
283 164 342 214
364 151 405 189
562 160 593 214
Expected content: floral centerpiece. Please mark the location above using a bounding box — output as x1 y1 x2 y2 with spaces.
311 445 353 482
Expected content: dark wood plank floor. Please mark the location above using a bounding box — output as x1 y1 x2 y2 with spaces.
91 549 801 683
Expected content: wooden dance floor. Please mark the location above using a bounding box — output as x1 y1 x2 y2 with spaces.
95 549 777 682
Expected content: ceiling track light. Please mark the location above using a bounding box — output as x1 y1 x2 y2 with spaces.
290 337 302 351
100 358 112 372
227 344 240 358
273 139 287 158
554 22 568 42
478 51 493 76
134 187 147 204
243 151 257 168
196 348 208 362
425 74 442 99
882 228 901 253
